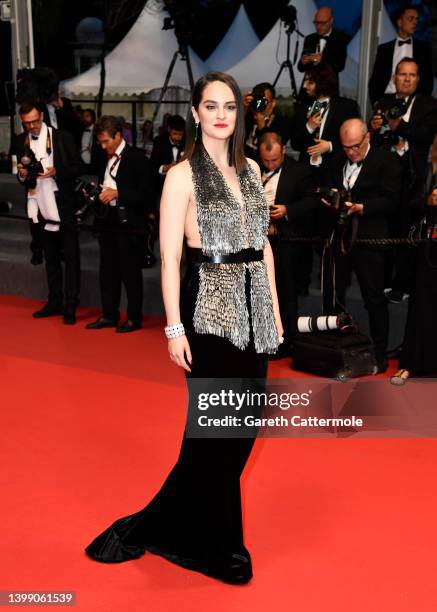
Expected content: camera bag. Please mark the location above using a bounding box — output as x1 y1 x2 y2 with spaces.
291 330 377 380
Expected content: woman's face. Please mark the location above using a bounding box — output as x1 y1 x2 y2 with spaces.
192 80 237 142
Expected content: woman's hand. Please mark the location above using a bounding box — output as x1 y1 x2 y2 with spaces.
168 335 192 372
275 314 284 344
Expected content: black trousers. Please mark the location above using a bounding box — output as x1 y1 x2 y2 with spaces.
98 226 143 323
41 226 80 308
272 237 309 341
323 247 389 360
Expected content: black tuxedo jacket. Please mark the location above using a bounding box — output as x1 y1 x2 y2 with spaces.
271 156 318 238
81 127 106 174
40 98 83 147
290 97 360 165
96 144 152 228
150 133 185 200
326 146 401 240
368 38 433 105
297 30 349 74
372 93 437 189
15 127 83 224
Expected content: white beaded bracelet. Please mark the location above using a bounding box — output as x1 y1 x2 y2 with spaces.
165 322 185 339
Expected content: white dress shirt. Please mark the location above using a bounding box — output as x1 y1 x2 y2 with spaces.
46 104 58 129
103 139 126 206
81 125 94 165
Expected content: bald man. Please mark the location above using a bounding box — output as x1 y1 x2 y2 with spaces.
297 6 349 77
321 118 401 373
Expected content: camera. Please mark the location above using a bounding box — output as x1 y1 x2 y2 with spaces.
75 179 128 225
316 187 350 225
75 179 103 221
386 99 408 120
20 148 44 190
309 100 328 118
250 84 269 113
297 312 358 335
373 99 407 123
279 2 297 33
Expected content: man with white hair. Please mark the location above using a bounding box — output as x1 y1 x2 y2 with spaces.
321 118 401 373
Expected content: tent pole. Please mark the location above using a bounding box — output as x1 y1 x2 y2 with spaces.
357 0 382 120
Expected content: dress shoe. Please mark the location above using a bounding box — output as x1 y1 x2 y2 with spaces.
385 289 409 304
116 320 142 333
63 306 76 325
204 550 253 585
390 368 410 385
32 303 63 318
30 250 44 265
85 317 118 330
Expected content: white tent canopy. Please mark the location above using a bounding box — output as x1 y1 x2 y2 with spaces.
226 0 318 96
61 7 207 96
205 5 259 73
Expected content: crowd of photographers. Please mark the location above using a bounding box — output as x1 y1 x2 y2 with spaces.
12 4 437 380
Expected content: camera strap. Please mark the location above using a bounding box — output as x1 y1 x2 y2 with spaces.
262 166 281 187
24 128 52 158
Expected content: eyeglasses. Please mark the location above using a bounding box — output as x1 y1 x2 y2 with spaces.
22 118 42 127
342 133 368 151
313 19 331 25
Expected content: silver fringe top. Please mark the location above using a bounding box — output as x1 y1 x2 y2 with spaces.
189 146 279 354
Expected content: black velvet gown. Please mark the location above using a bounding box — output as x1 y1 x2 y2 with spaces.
85 261 268 579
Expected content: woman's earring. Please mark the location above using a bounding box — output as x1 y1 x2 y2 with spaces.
195 121 199 142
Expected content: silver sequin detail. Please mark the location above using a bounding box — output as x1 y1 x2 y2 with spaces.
190 147 279 354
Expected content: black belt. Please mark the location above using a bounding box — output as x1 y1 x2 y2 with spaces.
186 247 263 264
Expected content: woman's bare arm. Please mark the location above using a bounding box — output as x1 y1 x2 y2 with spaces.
160 161 193 371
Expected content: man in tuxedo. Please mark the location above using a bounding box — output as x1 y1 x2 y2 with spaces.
370 58 437 300
291 63 360 179
79 108 105 174
15 102 82 324
368 5 433 105
322 119 401 372
243 82 290 160
150 114 185 206
86 115 152 333
41 93 83 147
259 132 318 355
297 7 348 79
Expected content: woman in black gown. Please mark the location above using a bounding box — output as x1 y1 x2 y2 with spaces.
85 72 283 583
391 137 437 385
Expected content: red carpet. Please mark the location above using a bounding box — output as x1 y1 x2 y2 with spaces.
1 294 437 611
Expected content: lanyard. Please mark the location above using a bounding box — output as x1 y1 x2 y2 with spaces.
262 166 281 187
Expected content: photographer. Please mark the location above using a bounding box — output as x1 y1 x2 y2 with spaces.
85 116 152 333
290 63 360 179
15 102 82 324
368 5 433 105
297 7 348 81
322 119 401 373
370 58 437 301
243 82 290 160
259 132 317 356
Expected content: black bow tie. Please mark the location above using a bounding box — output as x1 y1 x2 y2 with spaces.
319 35 329 41
31 135 39 140
398 38 412 46
83 128 91 132
349 160 363 168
